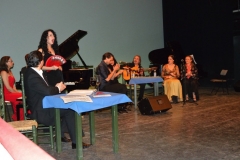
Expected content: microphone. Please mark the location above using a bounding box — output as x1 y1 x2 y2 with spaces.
181 59 184 63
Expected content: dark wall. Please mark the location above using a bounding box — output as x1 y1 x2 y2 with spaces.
233 36 240 81
163 0 234 86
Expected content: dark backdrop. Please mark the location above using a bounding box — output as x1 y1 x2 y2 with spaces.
162 0 234 86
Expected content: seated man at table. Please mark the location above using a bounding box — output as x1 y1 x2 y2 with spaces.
24 50 90 149
96 52 128 113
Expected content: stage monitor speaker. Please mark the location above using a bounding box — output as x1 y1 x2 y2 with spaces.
138 95 172 115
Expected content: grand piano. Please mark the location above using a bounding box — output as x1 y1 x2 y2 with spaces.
59 30 93 91
15 30 92 91
148 41 207 79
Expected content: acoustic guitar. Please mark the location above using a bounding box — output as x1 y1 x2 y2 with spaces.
122 66 149 80
122 66 131 80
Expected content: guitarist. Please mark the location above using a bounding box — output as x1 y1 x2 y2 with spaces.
127 55 146 102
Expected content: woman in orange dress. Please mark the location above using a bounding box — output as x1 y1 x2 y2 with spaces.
161 55 183 102
0 56 23 121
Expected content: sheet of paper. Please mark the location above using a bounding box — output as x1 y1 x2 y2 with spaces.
60 95 93 103
67 89 96 96
64 82 75 85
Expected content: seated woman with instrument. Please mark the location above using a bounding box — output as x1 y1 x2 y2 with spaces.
127 55 146 102
181 55 199 102
161 55 183 103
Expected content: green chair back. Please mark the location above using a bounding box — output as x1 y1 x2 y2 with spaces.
21 73 28 120
21 73 54 149
0 76 6 120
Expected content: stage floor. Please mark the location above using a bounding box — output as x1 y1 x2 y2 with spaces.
39 87 240 160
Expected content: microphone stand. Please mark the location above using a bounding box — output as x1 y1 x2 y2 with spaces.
180 61 187 106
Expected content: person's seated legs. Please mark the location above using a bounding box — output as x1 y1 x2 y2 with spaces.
102 83 128 113
164 79 183 103
190 78 199 101
138 84 146 102
34 108 90 149
61 119 71 142
182 78 189 101
60 109 91 149
184 78 198 102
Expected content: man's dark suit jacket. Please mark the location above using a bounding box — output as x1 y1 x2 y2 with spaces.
96 60 110 91
24 67 76 142
96 61 127 95
24 67 60 125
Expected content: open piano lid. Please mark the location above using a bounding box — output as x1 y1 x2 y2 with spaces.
59 30 87 60
148 41 185 65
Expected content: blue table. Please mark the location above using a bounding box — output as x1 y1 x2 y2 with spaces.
129 76 163 108
43 92 131 160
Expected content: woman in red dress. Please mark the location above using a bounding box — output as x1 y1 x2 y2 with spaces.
0 56 23 121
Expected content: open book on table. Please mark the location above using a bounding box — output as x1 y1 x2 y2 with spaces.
60 95 93 103
67 89 97 96
92 91 111 97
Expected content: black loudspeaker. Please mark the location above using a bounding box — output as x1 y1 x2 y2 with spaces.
137 95 172 115
234 80 240 92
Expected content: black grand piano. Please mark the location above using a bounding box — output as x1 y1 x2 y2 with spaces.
148 41 182 77
15 30 93 91
59 30 93 91
148 41 207 79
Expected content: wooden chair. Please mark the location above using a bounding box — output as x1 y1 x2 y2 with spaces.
21 74 54 149
4 101 13 121
0 75 38 144
210 69 229 94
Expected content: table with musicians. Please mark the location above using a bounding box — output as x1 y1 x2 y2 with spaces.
42 92 131 160
129 76 163 108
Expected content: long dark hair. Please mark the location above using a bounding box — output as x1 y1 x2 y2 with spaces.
38 29 59 54
108 57 117 71
0 56 11 73
102 52 113 60
132 55 142 68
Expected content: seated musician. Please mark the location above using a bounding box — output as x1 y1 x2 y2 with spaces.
161 55 183 103
126 55 146 102
108 57 123 85
96 52 128 113
181 55 199 102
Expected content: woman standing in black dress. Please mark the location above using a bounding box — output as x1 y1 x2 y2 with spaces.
38 29 63 86
37 29 71 142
